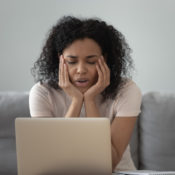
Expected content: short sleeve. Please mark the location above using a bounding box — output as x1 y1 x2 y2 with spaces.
29 82 54 117
115 80 142 117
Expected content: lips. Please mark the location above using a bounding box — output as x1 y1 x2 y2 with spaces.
74 78 89 87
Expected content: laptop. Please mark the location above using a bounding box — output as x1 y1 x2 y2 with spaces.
15 117 112 175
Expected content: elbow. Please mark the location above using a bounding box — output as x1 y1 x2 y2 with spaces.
112 159 117 172
112 155 119 172
111 144 121 172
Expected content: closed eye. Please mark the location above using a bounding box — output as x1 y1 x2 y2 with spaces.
67 61 76 64
87 62 96 65
66 61 96 65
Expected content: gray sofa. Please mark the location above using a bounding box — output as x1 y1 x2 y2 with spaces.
0 91 175 174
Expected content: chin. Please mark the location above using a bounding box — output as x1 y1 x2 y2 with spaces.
78 87 89 94
80 89 88 94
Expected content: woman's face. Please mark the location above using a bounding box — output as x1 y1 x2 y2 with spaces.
62 38 102 93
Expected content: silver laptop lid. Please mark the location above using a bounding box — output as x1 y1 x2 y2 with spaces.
15 118 112 175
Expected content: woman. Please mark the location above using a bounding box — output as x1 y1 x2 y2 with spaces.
29 16 142 172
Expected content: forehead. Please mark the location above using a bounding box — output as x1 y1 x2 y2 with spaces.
63 38 102 55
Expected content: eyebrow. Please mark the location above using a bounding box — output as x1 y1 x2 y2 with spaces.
66 55 98 59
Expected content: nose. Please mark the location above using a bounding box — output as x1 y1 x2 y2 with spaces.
76 62 87 74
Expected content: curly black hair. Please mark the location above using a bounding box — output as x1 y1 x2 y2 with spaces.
31 16 134 103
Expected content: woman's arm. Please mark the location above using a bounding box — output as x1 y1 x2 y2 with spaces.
84 98 100 117
84 98 120 171
64 97 83 118
58 55 84 118
111 142 119 171
84 98 137 171
111 116 137 170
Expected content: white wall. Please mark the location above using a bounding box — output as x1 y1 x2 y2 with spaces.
0 0 175 94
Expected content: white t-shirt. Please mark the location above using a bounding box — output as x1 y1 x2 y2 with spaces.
29 79 142 171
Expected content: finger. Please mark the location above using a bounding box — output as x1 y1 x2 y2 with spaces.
98 58 106 84
59 55 62 85
64 62 69 84
60 55 65 86
62 56 66 85
100 56 108 75
96 61 103 83
102 58 110 76
101 56 110 85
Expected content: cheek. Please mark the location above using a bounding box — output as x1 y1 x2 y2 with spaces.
66 66 74 80
91 67 98 82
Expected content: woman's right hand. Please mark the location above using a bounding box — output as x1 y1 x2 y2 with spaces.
58 55 83 102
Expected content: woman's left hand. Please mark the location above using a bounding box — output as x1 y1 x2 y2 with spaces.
84 56 110 101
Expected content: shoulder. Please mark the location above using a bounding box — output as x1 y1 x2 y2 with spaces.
117 79 142 100
113 79 142 117
29 82 55 117
29 81 51 96
29 81 67 102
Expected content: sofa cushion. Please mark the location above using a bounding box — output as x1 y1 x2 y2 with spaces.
0 92 30 174
0 92 30 137
139 92 175 170
130 119 139 169
0 138 17 175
